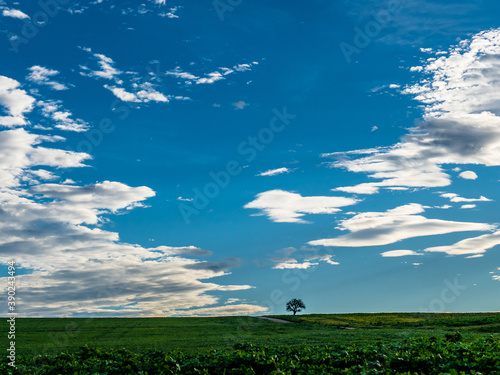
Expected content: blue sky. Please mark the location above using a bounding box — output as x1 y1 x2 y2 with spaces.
1 0 500 317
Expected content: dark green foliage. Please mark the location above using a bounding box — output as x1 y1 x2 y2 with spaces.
2 313 500 357
2 336 500 374
286 299 306 315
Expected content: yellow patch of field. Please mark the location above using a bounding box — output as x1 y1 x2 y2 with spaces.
299 317 348 325
297 314 425 327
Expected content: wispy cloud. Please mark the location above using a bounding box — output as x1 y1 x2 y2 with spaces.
196 72 225 84
309 203 494 247
38 100 89 132
27 66 68 91
233 63 253 72
244 189 359 223
232 100 249 110
103 86 138 102
273 260 318 269
270 247 338 269
80 49 173 104
104 83 169 103
424 231 500 256
0 73 265 317
439 193 491 203
80 48 122 81
165 67 198 81
159 6 180 18
327 28 500 195
257 167 292 177
0 130 262 316
63 1 183 18
165 61 258 85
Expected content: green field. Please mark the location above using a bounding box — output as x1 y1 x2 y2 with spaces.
2 312 500 356
1 313 500 373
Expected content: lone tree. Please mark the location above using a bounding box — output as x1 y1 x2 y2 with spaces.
286 298 306 315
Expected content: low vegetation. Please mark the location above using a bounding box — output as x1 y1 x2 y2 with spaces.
3 336 500 374
1 313 499 373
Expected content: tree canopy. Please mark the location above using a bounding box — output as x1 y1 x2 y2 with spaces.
286 298 306 315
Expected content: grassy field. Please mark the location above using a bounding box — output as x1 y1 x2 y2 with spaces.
2 312 500 357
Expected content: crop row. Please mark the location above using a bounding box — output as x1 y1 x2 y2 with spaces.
2 335 500 374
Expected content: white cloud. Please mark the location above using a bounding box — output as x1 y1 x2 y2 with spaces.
405 29 500 118
27 66 68 91
2 8 29 19
0 128 90 188
165 67 198 81
322 147 387 158
104 84 169 103
165 62 257 85
136 86 169 102
334 183 381 195
177 196 193 202
0 76 35 127
0 74 86 132
424 231 500 256
271 249 339 269
326 28 500 195
0 126 264 316
257 167 291 177
159 6 180 18
233 100 249 110
309 203 494 247
371 125 378 132
461 204 476 209
31 181 156 222
27 169 57 182
38 100 89 132
80 51 170 104
244 189 360 223
234 63 252 72
459 170 478 180
305 253 339 265
381 250 422 257
80 49 122 81
66 2 179 18
410 66 423 72
104 85 138 102
196 71 224 85
0 70 264 316
440 193 491 203
273 260 317 269
435 204 452 209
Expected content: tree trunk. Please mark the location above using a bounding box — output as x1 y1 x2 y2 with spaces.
293 311 296 315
